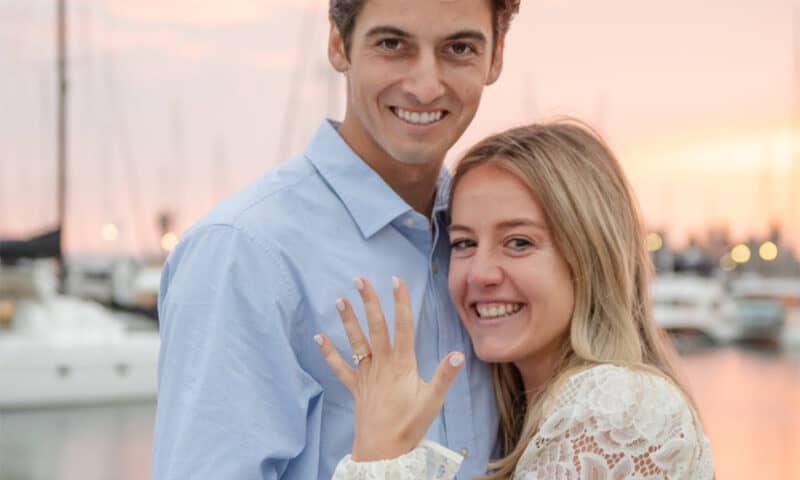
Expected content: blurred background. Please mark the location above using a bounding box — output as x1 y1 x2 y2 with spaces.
1 0 799 478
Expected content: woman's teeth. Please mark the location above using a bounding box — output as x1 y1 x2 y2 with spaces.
475 303 523 319
393 107 444 125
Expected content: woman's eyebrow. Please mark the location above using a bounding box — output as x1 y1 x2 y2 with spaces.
449 220 547 232
495 219 548 231
448 224 473 234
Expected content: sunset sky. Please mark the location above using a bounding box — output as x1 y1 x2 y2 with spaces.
1 0 799 255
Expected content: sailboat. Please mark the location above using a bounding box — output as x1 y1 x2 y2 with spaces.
0 0 159 407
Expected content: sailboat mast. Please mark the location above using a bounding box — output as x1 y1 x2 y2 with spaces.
792 7 800 256
56 0 68 252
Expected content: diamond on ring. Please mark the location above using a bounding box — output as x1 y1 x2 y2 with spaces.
352 352 371 366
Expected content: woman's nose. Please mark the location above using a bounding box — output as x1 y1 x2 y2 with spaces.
466 250 503 287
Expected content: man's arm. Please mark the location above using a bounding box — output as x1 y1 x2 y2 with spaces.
152 224 322 479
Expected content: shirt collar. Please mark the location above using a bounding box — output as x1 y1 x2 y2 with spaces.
305 120 451 238
432 168 453 229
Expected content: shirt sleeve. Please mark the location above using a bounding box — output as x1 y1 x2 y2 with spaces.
331 441 463 480
152 224 323 479
515 365 714 480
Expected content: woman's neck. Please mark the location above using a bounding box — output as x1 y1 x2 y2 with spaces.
515 346 567 406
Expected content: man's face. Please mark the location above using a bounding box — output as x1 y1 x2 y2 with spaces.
329 0 504 168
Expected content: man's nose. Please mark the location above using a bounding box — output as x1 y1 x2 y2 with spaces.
403 51 446 105
467 250 503 287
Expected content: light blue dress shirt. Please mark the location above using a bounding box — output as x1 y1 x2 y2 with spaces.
152 120 498 479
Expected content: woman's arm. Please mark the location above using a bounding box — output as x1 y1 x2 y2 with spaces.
332 441 463 480
316 276 466 478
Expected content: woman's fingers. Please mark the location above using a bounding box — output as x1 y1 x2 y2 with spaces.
315 334 357 391
391 276 415 358
429 352 465 400
336 297 372 366
353 277 391 356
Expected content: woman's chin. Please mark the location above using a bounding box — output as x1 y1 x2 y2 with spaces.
473 345 515 364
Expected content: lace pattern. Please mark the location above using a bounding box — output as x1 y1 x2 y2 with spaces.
330 365 714 480
514 365 714 480
332 440 463 480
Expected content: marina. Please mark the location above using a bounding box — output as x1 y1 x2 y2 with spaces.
0 290 799 479
2 327 800 479
2 0 800 479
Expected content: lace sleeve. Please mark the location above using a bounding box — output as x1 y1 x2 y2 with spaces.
515 365 714 480
331 440 463 480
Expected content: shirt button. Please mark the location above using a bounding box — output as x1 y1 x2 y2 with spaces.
459 448 469 458
404 217 414 227
431 263 438 274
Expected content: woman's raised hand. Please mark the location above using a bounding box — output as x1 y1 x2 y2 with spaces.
315 276 465 461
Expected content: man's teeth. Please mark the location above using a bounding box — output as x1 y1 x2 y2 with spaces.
476 303 523 319
394 108 444 125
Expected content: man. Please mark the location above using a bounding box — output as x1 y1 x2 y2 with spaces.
152 1 520 478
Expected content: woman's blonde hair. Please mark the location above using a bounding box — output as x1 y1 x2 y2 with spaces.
449 120 692 479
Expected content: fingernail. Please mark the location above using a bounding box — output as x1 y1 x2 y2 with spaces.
353 277 365 291
336 298 346 312
392 276 400 289
449 353 464 367
314 334 324 346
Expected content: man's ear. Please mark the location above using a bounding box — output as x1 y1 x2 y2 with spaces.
328 18 350 73
486 38 505 86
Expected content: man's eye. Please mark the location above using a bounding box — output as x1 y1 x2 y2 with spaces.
448 42 475 56
378 38 402 50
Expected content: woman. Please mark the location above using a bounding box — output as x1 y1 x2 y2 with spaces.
316 121 714 479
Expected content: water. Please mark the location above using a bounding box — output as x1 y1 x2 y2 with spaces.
681 346 800 479
1 346 799 479
0 402 154 480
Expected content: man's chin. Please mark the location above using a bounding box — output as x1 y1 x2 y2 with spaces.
388 147 445 167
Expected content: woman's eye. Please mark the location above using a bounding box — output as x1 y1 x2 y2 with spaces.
451 239 476 250
506 238 533 250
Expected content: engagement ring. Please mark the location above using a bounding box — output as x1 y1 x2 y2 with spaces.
352 352 371 366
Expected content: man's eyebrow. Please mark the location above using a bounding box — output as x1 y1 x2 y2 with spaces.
444 30 488 44
364 26 411 38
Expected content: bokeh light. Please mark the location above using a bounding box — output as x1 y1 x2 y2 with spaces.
759 241 778 261
160 232 179 252
719 254 737 272
731 244 751 264
646 232 664 252
101 223 119 241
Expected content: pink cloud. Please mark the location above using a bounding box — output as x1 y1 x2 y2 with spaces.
106 0 326 27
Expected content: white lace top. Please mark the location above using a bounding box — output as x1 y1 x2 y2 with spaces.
333 364 714 479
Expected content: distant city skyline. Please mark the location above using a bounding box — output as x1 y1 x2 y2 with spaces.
0 0 799 254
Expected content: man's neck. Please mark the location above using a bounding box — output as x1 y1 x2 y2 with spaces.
372 159 442 218
336 121 445 218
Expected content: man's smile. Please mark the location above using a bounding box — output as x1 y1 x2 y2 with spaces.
389 106 449 126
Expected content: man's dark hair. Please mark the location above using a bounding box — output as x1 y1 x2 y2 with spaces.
330 0 521 57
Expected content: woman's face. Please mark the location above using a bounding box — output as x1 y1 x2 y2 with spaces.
448 162 575 372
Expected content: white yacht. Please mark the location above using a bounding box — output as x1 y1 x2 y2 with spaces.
729 274 797 345
65 254 161 316
651 274 738 343
0 254 159 408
